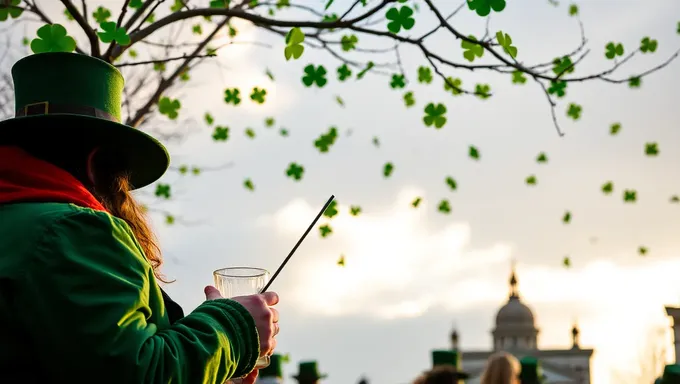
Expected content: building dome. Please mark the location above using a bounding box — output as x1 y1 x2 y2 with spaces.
495 296 535 327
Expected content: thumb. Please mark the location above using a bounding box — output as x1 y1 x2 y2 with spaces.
204 285 222 300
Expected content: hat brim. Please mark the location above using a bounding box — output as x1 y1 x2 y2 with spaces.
292 374 328 380
425 369 470 379
0 114 169 190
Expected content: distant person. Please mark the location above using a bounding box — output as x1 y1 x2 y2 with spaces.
417 365 470 384
0 52 279 383
518 357 545 384
657 364 680 384
479 352 520 384
256 354 285 384
291 361 327 384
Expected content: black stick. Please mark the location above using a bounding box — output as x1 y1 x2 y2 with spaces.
260 195 335 293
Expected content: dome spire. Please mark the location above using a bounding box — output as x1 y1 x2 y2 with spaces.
509 259 519 298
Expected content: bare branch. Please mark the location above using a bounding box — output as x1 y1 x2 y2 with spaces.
59 0 100 57
102 0 131 60
115 53 217 68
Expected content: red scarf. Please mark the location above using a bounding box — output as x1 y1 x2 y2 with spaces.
0 146 107 211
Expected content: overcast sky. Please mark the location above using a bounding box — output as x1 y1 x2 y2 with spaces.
4 1 680 383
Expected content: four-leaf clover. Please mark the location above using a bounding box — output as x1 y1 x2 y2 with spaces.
92 7 111 24
224 88 242 105
467 0 506 17
423 103 447 128
302 64 328 87
158 97 181 119
250 87 267 104
286 162 305 181
385 5 415 34
284 27 305 60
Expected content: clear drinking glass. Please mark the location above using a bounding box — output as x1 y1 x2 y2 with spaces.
213 267 272 371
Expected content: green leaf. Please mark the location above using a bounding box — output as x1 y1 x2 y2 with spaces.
628 76 641 88
563 256 571 268
155 184 171 199
191 167 200 175
244 178 255 191
314 127 338 153
158 97 181 119
204 113 214 125
461 36 484 62
475 84 491 99
412 197 422 208
335 95 344 107
324 0 335 10
323 201 339 218
250 87 267 104
552 56 574 75
337 255 345 266
30 24 77 54
129 49 138 58
496 31 517 58
605 42 624 59
390 74 406 89
670 195 679 203
337 64 352 81
536 152 548 163
548 81 567 97
92 7 112 24
286 163 304 181
444 77 463 95
178 165 188 175
562 211 571 224
224 88 242 105
469 146 480 160
192 24 202 35
372 136 380 147
63 9 74 21
280 128 289 137
526 175 537 185
467 0 506 16
602 181 613 194
153 62 166 72
266 68 275 81
640 37 658 53
383 162 394 178
212 126 229 141
350 206 362 216
356 61 375 79
638 246 648 256
98 21 131 45
418 66 433 84
610 122 621 135
645 142 659 156
284 27 305 60
438 200 451 214
403 91 415 107
265 117 275 127
319 224 333 238
512 70 527 84
165 215 175 225
423 103 447 128
0 0 22 21
129 0 144 8
623 189 637 203
567 103 582 120
302 64 327 88
568 4 578 16
245 128 255 139
341 34 358 51
445 176 457 191
385 5 415 34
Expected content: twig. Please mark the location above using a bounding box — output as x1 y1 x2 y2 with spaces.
115 53 217 67
59 0 100 57
102 0 132 61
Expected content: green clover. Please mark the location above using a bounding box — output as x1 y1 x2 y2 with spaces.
670 195 679 203
0 0 22 21
640 37 658 53
145 13 155 23
30 24 77 54
244 178 255 191
335 95 345 107
323 200 339 218
93 7 111 24
179 70 190 81
610 122 621 135
467 0 506 17
314 127 338 153
98 21 131 45
357 61 375 79
192 167 200 175
385 5 415 34
536 152 548 163
548 80 567 97
552 56 574 75
212 126 229 141
568 4 578 16
418 66 433 84
21 37 29 46
129 0 143 8
265 68 275 81
319 224 333 238
403 91 415 107
475 84 491 99
245 128 255 139
390 74 406 89
280 128 289 137
179 165 189 175
423 103 447 129
645 142 659 156
566 103 581 120
605 42 624 59
677 21 680 34
383 162 394 178
512 70 527 84
165 214 175 226
462 36 484 62
496 31 517 58
171 0 185 12
158 97 181 119
265 117 275 127
155 184 171 199
562 211 571 224
623 189 637 203
302 64 327 87
337 64 352 81
286 162 304 181
526 175 537 185
192 24 202 35
602 181 613 194
372 136 380 147
563 256 571 268
412 197 422 208
445 176 457 191
204 113 214 125
250 87 267 104
438 200 451 214
284 27 305 60
350 206 362 216
210 0 229 8
224 88 242 105
628 76 641 88
63 9 74 21
469 146 480 160
444 77 463 95
129 49 138 58
341 34 358 51
638 246 648 256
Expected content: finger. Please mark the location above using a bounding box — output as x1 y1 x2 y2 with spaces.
270 307 279 323
204 285 222 300
273 322 280 336
261 291 279 306
242 370 259 384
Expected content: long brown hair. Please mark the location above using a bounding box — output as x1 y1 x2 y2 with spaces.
480 352 520 384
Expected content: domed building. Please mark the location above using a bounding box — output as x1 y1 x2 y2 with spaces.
452 264 593 384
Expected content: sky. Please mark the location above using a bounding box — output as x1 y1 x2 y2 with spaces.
3 1 680 383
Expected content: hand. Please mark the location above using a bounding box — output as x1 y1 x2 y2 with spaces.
241 369 259 384
204 286 280 357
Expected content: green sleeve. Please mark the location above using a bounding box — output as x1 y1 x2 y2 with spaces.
18 209 260 384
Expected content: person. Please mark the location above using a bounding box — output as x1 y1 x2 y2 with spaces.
291 361 327 384
431 350 470 383
0 52 279 383
656 364 680 384
479 352 521 384
255 354 286 384
518 357 545 384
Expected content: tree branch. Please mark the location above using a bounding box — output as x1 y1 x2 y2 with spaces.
59 0 100 57
102 0 131 61
22 0 86 55
115 53 216 67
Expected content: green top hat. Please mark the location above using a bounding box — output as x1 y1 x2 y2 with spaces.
0 52 169 189
292 361 327 381
431 350 470 379
259 354 286 378
659 364 680 384
519 357 545 384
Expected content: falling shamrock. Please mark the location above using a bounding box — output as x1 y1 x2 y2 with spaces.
610 122 621 135
93 7 111 24
562 256 571 268
30 24 77 54
670 195 679 203
250 87 267 104
372 136 380 147
444 77 463 95
244 178 255 191
403 91 415 107
0 0 22 21
192 24 202 35
548 81 567 97
568 4 578 16
280 128 289 137
337 255 345 266
155 184 171 199
461 36 484 62
623 189 637 203
645 142 659 156
423 103 447 128
475 84 491 99
324 200 339 218
302 64 327 87
224 88 242 105
418 66 433 84
356 61 375 79
495 31 518 58
536 152 548 163
98 21 131 45
640 37 658 53
445 177 457 191
390 74 406 89
336 95 345 107
385 5 415 34
265 117 275 127
604 42 624 59
350 206 362 216
526 175 537 186
319 224 333 238
212 126 229 141
566 103 582 120
286 163 304 181
383 162 394 178
284 27 305 60
245 128 255 139
165 215 175 225
314 127 338 153
467 0 506 17
601 181 614 195
412 197 422 208
552 56 575 75
129 0 143 8
158 97 181 120
438 200 451 214
629 76 641 88
337 64 352 81
562 211 571 224
341 34 358 51
204 113 214 125
469 146 480 160
638 246 648 256
512 71 527 84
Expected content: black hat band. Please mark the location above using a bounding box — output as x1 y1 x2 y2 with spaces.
15 101 120 123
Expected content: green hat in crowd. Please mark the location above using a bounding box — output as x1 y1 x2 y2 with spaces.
259 354 288 378
519 356 545 384
431 350 470 379
0 52 169 189
292 361 327 382
658 364 680 384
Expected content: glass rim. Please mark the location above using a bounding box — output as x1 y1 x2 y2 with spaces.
213 266 269 278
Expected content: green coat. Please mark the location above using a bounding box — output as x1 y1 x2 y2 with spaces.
0 202 260 383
